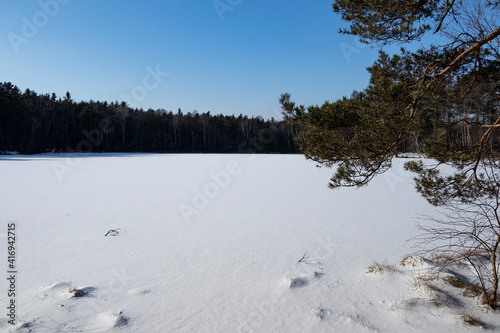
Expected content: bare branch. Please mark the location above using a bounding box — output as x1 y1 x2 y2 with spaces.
435 0 456 34
437 26 500 78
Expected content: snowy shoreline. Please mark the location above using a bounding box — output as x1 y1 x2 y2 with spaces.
1 154 496 332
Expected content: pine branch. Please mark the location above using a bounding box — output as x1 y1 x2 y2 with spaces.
434 0 456 34
436 26 500 78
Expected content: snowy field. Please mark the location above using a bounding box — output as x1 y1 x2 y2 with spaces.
0 153 498 332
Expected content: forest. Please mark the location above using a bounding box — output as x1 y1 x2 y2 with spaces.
0 81 299 155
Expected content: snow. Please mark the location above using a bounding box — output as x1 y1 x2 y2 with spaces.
0 153 498 332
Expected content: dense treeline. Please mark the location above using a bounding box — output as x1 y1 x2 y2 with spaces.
0 82 298 155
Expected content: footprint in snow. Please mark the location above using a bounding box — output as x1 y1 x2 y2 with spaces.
283 270 324 289
85 311 129 331
8 321 35 332
313 271 324 278
127 288 151 296
283 277 308 289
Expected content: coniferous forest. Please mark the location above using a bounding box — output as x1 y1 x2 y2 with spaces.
0 82 299 155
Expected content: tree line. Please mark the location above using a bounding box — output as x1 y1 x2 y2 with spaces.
0 82 299 155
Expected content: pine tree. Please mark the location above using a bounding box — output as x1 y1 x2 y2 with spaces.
281 0 500 307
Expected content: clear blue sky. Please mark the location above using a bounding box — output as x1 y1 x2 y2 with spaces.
2 0 389 119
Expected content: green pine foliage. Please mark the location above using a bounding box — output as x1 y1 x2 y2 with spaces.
282 1 500 190
332 0 438 44
281 51 424 188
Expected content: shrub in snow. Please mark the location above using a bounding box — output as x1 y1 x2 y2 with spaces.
400 256 426 268
366 261 397 274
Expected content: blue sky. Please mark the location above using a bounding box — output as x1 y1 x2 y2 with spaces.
2 0 388 119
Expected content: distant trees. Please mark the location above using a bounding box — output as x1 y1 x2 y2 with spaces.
0 82 298 155
282 0 500 307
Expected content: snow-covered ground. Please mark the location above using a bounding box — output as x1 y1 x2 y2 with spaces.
0 153 498 332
